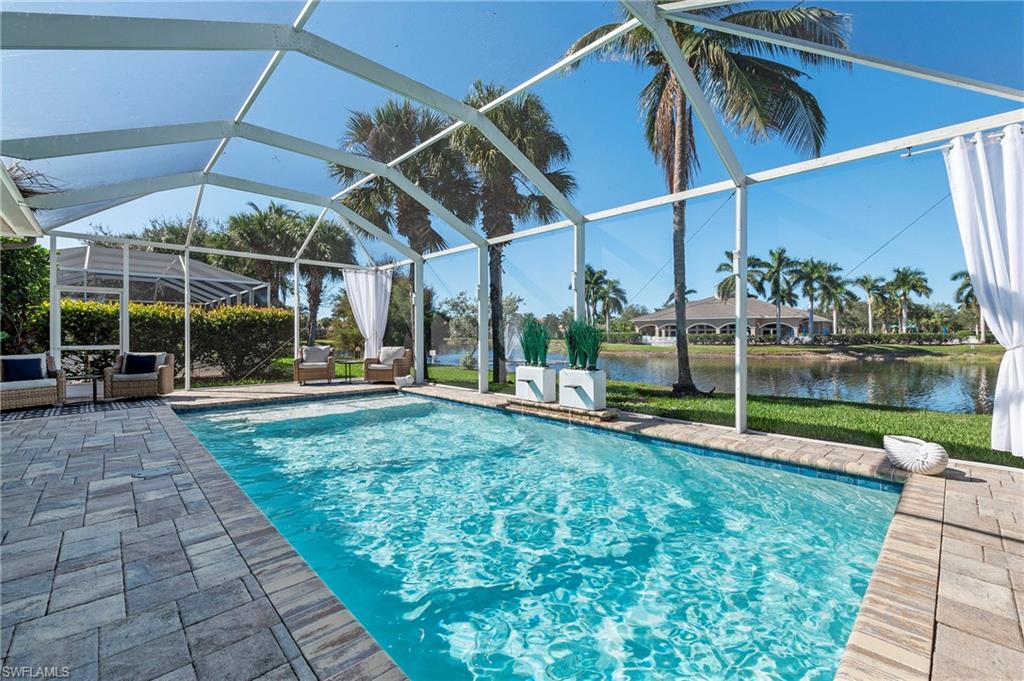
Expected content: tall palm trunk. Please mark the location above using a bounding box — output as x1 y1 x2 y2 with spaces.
605 305 610 334
979 305 987 343
775 302 782 344
489 244 505 383
670 98 698 396
306 274 323 342
807 296 815 336
867 297 874 334
832 306 838 333
900 299 908 333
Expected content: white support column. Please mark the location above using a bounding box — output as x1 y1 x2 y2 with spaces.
49 235 60 365
573 221 586 321
734 185 748 433
413 259 425 385
183 252 191 391
293 262 301 357
477 246 490 393
120 244 130 352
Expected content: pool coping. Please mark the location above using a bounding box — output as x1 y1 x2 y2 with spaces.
165 382 1023 680
155 403 407 680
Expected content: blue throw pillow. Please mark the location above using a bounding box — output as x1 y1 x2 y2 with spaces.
2 357 45 381
123 353 157 375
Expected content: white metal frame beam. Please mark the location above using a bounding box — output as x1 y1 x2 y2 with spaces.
0 11 585 227
621 1 745 187
664 11 1024 103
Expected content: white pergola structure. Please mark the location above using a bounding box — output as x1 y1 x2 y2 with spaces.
1 1 1021 429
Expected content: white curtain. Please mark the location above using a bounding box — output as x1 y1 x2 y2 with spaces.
342 268 393 359
943 124 1024 457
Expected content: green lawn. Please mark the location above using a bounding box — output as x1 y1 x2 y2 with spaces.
424 365 1015 468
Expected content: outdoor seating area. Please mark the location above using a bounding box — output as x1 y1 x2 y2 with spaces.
0 1 1021 680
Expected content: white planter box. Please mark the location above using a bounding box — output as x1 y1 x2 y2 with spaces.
515 365 556 403
559 369 607 411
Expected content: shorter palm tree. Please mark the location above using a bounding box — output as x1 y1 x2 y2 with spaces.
793 259 841 335
597 277 628 333
299 215 356 342
853 274 885 334
224 202 303 305
819 273 856 333
763 248 801 343
889 267 932 333
952 269 986 342
584 265 607 325
715 251 767 300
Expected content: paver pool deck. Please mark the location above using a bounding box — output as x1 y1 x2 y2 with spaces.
2 381 1022 680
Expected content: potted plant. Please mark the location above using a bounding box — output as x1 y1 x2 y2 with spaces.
559 320 606 410
515 318 555 402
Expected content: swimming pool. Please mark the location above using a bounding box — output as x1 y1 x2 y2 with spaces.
181 393 899 680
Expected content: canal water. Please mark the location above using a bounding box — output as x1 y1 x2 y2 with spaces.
432 342 997 414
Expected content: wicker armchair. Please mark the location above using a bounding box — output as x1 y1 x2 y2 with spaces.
363 347 412 383
293 346 335 385
0 353 65 411
103 353 175 400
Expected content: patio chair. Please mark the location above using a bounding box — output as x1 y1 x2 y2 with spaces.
103 352 175 400
0 352 66 410
294 345 335 385
363 347 412 383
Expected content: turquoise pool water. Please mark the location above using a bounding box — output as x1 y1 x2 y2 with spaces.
182 394 899 680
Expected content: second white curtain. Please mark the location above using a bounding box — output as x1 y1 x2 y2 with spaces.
342 268 393 359
943 124 1024 457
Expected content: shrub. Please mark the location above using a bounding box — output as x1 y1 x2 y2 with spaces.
604 331 642 344
15 301 293 380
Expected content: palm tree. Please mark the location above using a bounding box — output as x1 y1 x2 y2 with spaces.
818 273 856 333
299 215 356 342
597 277 628 333
714 250 767 300
952 269 986 342
452 81 576 383
889 267 932 333
568 5 849 396
224 202 303 305
763 247 801 342
331 100 477 376
853 274 885 334
663 288 696 307
584 265 608 324
793 259 841 335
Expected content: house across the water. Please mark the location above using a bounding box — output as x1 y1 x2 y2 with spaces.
632 296 833 342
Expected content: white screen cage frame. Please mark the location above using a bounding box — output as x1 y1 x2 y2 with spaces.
0 0 1021 423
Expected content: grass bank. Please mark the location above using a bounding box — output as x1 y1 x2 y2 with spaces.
426 365 1015 469
551 340 1005 362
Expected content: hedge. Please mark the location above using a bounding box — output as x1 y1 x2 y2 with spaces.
17 301 293 381
810 332 976 346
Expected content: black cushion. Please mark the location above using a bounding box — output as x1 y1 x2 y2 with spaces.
123 353 158 375
2 357 45 381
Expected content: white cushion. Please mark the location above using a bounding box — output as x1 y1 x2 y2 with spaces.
1 353 47 378
0 378 56 391
299 362 329 368
301 346 331 363
378 347 406 366
112 372 157 382
367 363 392 371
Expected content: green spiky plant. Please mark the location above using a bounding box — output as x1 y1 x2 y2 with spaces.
565 320 603 370
519 318 550 367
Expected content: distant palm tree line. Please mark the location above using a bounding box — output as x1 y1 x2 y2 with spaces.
708 250 981 339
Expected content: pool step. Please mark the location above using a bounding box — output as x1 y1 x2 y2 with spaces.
505 397 619 423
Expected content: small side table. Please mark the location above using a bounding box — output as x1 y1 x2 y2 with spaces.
338 360 362 384
72 374 102 402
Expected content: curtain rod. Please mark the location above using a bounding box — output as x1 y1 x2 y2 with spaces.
902 129 1015 158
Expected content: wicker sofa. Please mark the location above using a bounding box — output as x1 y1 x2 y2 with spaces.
0 353 66 411
293 345 335 385
363 347 412 383
103 352 175 400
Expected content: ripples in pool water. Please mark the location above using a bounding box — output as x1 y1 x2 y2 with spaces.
183 395 898 680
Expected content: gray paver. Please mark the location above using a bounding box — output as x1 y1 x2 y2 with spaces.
99 629 192 681
192 629 287 681
177 579 252 628
99 602 182 658
125 572 198 615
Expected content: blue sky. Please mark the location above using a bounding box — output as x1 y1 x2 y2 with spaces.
5 0 1022 317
